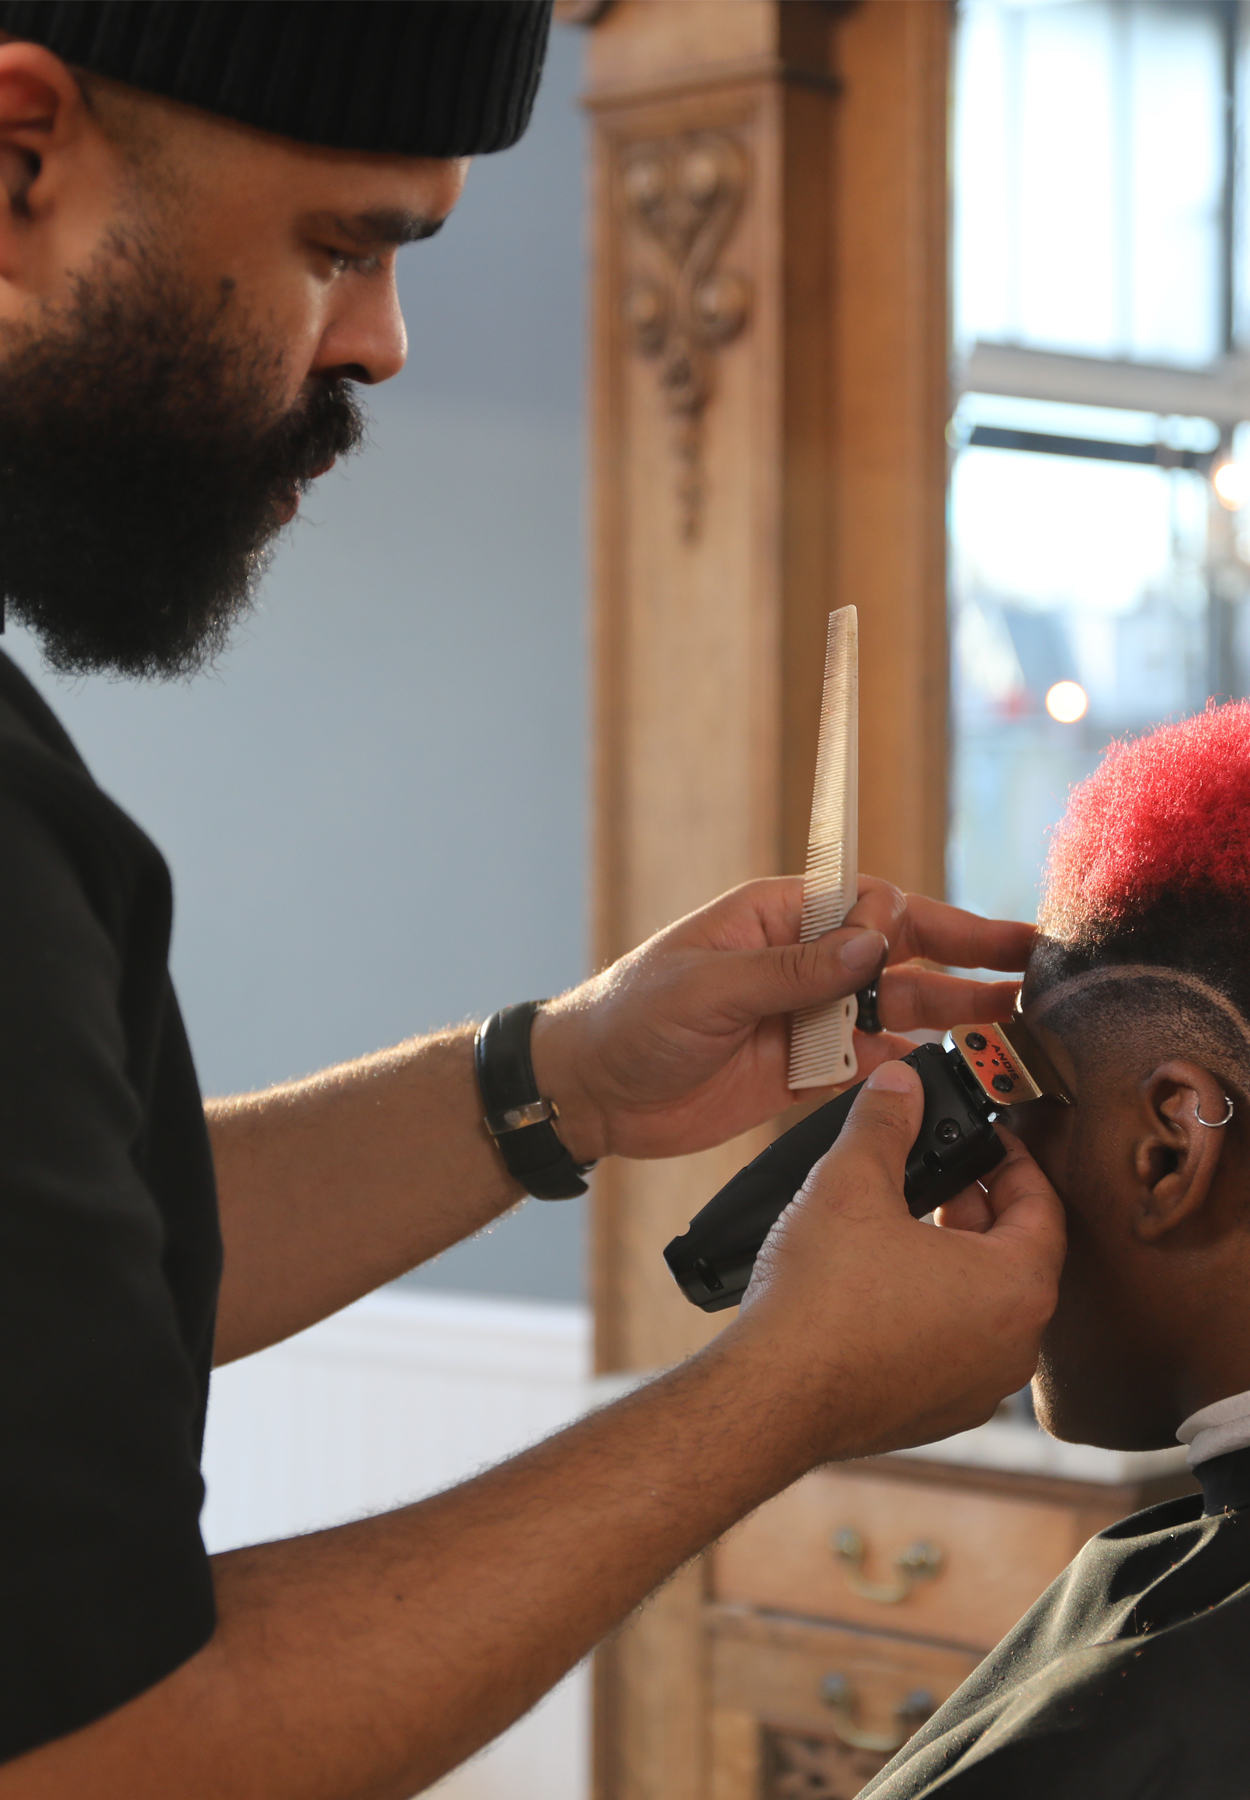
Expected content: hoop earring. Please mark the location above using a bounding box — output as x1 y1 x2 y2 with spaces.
1195 1095 1235 1128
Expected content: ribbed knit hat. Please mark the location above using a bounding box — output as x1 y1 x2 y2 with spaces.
0 1 553 157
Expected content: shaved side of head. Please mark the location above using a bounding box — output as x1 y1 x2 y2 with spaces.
1024 961 1250 1115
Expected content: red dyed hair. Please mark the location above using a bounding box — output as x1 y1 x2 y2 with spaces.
1040 701 1250 942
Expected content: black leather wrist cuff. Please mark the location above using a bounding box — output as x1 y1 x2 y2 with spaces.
474 1001 595 1200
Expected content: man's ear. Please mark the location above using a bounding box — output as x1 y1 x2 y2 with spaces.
1131 1059 1235 1244
0 41 88 242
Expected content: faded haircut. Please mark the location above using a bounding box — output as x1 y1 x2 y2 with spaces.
1027 702 1250 1045
1023 963 1250 1099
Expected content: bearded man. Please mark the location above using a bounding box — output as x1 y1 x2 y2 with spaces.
0 6 1064 1797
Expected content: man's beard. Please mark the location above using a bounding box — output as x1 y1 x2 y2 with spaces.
0 244 366 679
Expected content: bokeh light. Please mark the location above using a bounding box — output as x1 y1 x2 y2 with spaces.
1045 680 1088 724
1213 461 1250 511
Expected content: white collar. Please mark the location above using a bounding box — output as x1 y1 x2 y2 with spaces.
1176 1388 1250 1467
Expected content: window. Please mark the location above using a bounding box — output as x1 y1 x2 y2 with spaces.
956 0 1230 366
950 0 1249 926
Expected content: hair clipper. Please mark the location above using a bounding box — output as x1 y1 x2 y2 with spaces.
663 1014 1072 1312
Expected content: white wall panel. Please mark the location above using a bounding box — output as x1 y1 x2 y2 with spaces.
202 1290 592 1800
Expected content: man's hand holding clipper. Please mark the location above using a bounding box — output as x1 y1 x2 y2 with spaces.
721 1060 1066 1469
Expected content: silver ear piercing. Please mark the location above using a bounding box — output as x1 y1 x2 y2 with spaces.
1195 1095 1235 1128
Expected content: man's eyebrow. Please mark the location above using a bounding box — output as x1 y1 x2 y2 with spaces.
308 209 447 250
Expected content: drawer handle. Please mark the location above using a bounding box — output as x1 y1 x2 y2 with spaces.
832 1527 943 1603
820 1673 935 1753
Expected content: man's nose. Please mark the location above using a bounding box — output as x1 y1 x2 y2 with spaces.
311 273 408 386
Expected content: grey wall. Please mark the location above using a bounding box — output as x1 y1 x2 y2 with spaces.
4 29 590 1304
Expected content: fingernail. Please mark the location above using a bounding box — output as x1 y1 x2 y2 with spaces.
840 930 885 974
865 1061 916 1094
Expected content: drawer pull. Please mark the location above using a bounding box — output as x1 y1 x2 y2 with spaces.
832 1527 943 1603
819 1673 935 1753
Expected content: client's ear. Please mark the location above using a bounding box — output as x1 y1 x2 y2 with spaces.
1131 1060 1234 1244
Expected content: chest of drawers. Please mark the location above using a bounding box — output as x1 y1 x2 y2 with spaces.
698 1450 1196 1800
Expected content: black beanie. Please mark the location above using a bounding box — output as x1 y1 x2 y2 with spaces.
0 1 553 157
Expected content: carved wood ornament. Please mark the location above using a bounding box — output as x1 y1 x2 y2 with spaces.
765 1729 891 1800
619 131 752 540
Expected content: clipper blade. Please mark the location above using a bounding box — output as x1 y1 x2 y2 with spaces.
789 607 859 1090
948 1015 1074 1108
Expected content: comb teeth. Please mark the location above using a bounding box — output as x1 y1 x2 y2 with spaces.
788 996 859 1087
789 607 859 1090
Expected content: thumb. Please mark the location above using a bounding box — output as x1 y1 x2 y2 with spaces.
806 1060 922 1211
718 928 887 1023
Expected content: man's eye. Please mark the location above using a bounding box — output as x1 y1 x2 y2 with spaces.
321 247 373 276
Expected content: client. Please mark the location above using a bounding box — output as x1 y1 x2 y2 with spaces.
863 700 1250 1800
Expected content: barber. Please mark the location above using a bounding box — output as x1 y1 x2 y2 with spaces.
0 4 1064 1795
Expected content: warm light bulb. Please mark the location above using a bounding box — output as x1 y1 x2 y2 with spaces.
1214 461 1250 511
1045 680 1088 724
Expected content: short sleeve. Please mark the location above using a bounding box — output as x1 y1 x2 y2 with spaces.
0 771 216 1760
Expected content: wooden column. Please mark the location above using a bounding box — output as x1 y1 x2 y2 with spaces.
582 4 950 1794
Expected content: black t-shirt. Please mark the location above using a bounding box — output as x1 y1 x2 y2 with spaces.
861 1447 1250 1799
0 651 219 1761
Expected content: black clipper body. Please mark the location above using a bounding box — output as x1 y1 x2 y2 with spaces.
663 1018 1071 1313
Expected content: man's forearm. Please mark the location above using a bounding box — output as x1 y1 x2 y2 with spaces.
207 878 1037 1365
7 1063 1062 1800
4 1339 812 1800
208 1026 521 1364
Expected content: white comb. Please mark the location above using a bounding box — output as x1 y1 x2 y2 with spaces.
788 606 859 1090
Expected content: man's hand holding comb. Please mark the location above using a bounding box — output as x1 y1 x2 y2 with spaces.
529 874 1035 1165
